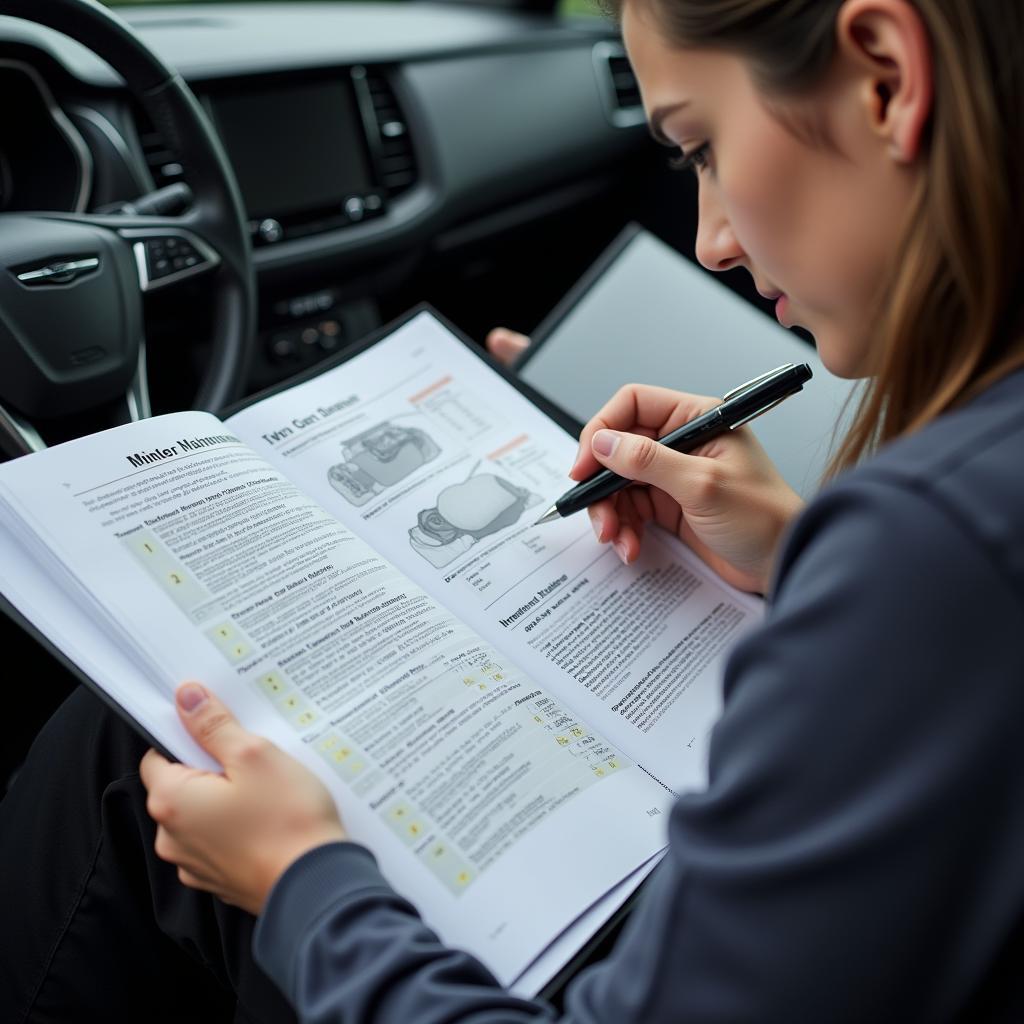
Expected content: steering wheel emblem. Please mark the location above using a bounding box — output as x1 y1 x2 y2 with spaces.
15 256 100 287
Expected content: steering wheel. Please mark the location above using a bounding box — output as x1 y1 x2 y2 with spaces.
0 0 255 456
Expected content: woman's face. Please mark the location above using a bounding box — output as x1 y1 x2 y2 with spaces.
621 1 920 378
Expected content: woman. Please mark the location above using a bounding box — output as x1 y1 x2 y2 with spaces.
7 0 1024 1019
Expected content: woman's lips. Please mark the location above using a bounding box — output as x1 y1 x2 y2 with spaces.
755 286 790 326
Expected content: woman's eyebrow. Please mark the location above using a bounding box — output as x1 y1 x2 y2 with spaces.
648 101 690 146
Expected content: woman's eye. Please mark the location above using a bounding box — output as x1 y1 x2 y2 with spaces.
669 143 710 176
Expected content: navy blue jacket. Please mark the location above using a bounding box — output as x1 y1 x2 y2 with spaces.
253 369 1024 1022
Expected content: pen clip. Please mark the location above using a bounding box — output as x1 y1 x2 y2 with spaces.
722 363 795 402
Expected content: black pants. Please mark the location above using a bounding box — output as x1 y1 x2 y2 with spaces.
0 686 297 1024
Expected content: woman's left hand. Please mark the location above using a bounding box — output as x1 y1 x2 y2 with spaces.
140 682 347 916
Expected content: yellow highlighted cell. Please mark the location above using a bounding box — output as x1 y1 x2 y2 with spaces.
259 673 286 695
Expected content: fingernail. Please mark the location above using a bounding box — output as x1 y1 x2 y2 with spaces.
591 512 603 542
592 430 619 458
178 683 207 713
613 541 629 564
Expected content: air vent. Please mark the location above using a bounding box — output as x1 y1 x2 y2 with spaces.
358 69 418 197
593 42 646 128
608 54 641 108
133 105 186 189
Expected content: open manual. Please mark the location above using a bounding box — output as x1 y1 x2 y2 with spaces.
0 308 763 996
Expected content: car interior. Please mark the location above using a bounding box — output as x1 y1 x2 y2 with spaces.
0 0 781 796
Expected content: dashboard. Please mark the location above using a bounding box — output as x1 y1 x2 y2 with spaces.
0 2 655 401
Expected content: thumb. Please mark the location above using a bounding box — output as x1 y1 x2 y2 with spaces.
175 682 251 768
590 429 712 508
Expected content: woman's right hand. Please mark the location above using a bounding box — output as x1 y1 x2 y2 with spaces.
572 384 805 594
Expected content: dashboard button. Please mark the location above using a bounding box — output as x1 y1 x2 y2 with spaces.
269 333 300 362
258 218 284 244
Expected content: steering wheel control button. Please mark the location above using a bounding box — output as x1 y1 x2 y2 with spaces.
121 229 221 292
144 237 204 279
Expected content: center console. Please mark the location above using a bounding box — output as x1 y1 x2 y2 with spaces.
190 67 419 383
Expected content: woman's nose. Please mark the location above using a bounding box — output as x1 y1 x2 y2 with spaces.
694 184 745 273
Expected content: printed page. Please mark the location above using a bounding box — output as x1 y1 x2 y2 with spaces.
227 311 764 794
0 409 671 988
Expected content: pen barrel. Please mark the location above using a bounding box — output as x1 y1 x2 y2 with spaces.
556 411 726 518
556 467 634 517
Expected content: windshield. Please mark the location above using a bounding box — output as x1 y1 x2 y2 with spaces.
100 0 600 17
101 1 398 5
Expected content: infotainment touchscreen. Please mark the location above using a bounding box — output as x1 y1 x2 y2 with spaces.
208 79 374 221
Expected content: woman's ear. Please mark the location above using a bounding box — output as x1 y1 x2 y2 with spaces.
835 0 933 163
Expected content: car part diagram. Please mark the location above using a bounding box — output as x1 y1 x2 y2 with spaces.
409 467 542 568
327 420 441 506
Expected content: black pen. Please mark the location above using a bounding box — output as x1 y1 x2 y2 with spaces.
533 362 813 525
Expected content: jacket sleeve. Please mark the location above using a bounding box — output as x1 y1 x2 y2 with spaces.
254 475 1024 1022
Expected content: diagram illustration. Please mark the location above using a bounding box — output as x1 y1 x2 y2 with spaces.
409 465 542 568
327 420 441 506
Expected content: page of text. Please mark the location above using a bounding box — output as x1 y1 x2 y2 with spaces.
228 312 764 794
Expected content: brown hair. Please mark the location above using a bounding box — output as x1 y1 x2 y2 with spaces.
611 0 1024 475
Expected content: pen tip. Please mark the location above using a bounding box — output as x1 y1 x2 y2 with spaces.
533 505 560 526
